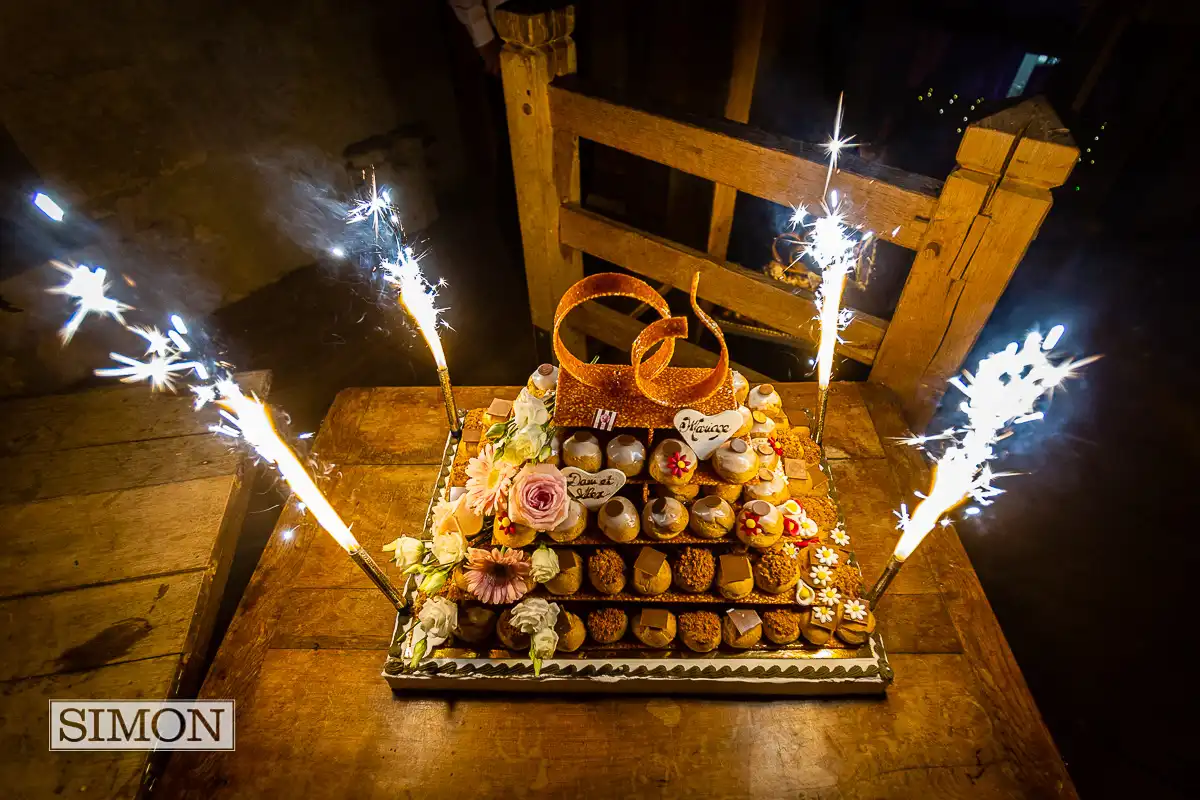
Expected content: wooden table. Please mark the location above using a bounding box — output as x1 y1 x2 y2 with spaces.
0 372 268 799
158 383 1075 799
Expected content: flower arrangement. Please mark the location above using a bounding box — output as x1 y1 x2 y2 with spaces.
463 547 532 605
509 597 560 675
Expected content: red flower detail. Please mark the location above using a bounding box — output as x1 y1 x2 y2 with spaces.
740 510 761 537
667 451 691 478
768 437 784 457
798 536 820 547
783 517 800 536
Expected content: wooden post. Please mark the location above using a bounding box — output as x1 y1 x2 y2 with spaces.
869 97 1077 430
706 0 767 260
496 5 586 356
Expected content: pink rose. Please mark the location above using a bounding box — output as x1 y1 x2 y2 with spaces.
508 463 569 531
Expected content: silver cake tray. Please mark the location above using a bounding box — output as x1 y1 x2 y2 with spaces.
381 416 893 696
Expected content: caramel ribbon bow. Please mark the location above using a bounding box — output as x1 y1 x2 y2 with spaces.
552 272 729 407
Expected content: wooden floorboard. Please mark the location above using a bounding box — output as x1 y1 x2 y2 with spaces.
0 475 240 599
0 371 269 457
0 572 203 682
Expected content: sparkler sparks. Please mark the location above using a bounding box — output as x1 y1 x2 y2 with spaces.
210 379 361 553
382 246 449 368
346 169 398 243
891 327 1097 560
46 261 132 343
820 93 857 195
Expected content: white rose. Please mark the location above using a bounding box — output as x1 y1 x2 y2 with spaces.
417 596 458 645
531 627 559 660
509 598 560 633
381 536 424 571
505 423 548 464
530 546 560 583
513 388 550 428
431 530 467 566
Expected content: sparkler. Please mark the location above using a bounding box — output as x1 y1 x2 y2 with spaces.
211 379 404 609
346 170 459 432
795 192 870 445
46 261 131 343
866 326 1097 604
50 262 406 610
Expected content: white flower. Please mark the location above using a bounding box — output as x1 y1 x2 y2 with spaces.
844 599 868 621
509 598 560 633
799 513 819 538
505 423 549 464
809 565 833 586
781 542 798 558
831 529 850 547
513 388 550 428
813 606 835 624
795 579 815 606
817 587 841 606
417 596 458 646
431 529 467 566
382 536 424 571
815 546 839 566
530 546 560 583
531 627 559 660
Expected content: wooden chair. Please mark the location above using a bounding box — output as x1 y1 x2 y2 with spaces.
496 4 1077 430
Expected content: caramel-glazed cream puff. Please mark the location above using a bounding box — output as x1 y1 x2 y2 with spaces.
642 497 688 540
688 495 735 539
563 431 603 472
605 434 646 478
598 496 640 543
648 439 697 486
711 438 759 484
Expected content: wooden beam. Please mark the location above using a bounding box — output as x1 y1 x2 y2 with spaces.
706 0 767 260
549 78 941 250
560 204 887 365
870 97 1078 429
496 6 585 352
568 301 773 384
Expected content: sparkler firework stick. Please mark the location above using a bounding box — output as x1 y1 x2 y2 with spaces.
346 171 460 432
866 326 1097 605
213 381 405 610
47 267 407 611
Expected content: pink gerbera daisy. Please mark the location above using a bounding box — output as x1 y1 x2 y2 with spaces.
464 547 531 605
464 443 516 517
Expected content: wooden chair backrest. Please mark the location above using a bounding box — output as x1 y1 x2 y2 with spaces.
495 5 1077 430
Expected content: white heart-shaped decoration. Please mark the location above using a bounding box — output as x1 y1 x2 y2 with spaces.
673 408 743 460
560 467 627 510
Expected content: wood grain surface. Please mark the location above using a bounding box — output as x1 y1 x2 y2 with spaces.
0 375 265 799
156 383 1073 799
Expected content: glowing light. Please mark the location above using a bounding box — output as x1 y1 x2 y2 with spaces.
33 192 65 222
346 169 396 242
805 193 861 391
330 247 345 259
820 92 857 194
46 261 132 343
891 329 1097 560
212 379 361 553
381 246 448 368
94 349 206 392
281 527 296 542
129 325 173 357
788 203 809 229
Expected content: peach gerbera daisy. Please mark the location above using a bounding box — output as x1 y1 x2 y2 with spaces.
464 443 516 517
464 547 532 605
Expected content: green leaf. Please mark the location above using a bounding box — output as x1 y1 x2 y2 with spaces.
403 563 424 575
485 422 507 440
530 649 543 677
409 637 428 668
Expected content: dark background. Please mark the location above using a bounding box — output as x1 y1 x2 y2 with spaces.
3 0 1198 796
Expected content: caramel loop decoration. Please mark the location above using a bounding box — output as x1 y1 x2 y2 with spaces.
631 273 730 407
552 273 677 389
